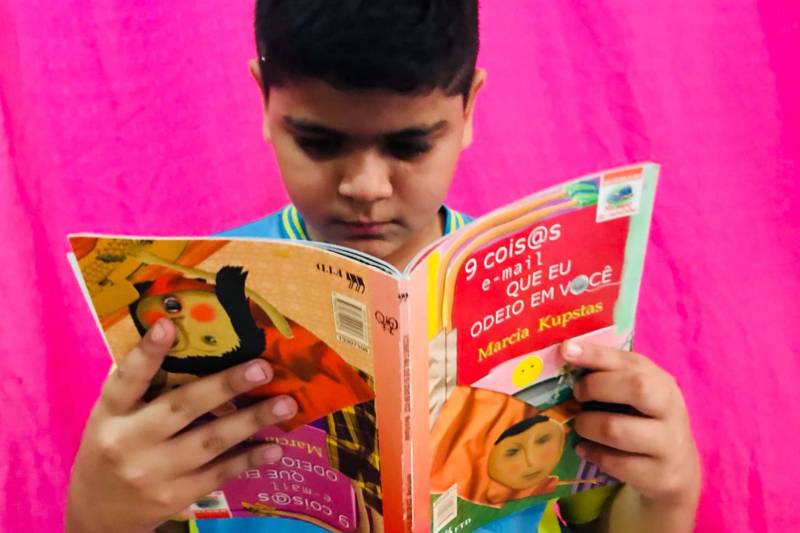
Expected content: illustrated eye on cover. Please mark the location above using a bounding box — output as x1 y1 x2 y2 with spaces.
163 296 182 313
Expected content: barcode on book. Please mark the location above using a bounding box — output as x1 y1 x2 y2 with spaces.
433 483 458 532
332 292 369 352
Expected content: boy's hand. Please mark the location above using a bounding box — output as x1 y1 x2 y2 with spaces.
66 319 298 533
562 341 700 531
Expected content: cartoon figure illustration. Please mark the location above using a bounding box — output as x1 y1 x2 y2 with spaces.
487 415 565 495
125 250 375 431
511 356 544 388
130 268 275 377
430 385 587 507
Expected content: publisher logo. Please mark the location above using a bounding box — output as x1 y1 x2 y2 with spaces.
596 167 643 222
606 184 634 206
190 490 233 519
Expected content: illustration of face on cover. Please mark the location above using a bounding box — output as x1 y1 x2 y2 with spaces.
488 415 564 492
430 385 580 507
111 248 374 432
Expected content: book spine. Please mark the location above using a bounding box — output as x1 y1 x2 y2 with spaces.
404 265 437 532
373 277 415 532
397 279 414 532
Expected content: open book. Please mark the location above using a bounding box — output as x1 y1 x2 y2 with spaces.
68 163 658 532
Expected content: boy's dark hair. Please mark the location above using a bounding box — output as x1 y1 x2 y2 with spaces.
255 0 479 99
495 415 550 445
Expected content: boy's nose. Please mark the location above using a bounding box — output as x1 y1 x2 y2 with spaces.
338 150 393 204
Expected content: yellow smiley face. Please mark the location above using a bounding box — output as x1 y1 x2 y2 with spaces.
512 356 544 388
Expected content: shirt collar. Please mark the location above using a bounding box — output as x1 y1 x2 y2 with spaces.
280 204 465 242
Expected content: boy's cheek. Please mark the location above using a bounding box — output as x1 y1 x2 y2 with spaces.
279 169 340 218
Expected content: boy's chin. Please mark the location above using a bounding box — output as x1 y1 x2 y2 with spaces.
335 237 400 262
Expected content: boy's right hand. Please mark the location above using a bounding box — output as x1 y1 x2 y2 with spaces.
66 319 298 533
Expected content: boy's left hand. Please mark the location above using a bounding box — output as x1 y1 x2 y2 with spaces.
561 341 701 510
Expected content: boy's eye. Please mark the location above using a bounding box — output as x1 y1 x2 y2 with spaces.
295 136 344 159
383 140 431 160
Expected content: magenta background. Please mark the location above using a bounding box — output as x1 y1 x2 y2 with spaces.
0 1 798 531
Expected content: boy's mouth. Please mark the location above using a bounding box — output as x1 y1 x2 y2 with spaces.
333 219 393 238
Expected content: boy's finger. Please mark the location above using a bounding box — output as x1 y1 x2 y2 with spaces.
181 442 284 498
574 440 656 487
572 411 664 456
100 319 175 414
157 395 297 476
575 370 672 418
561 340 641 371
135 358 276 440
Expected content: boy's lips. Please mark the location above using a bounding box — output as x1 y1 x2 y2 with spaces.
333 218 394 238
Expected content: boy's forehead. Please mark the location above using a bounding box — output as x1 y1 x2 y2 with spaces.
268 78 464 135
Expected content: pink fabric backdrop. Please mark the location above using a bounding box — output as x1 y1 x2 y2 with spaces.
1 1 798 531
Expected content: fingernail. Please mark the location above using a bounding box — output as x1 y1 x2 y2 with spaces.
575 444 586 458
244 362 267 383
150 321 166 342
564 340 582 358
272 396 297 419
262 444 282 464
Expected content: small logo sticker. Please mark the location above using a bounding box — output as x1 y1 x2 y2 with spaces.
596 167 643 222
191 490 233 519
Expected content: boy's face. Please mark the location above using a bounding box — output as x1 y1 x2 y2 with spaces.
487 419 565 491
252 64 484 268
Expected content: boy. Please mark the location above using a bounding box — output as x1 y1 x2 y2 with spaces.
66 1 700 532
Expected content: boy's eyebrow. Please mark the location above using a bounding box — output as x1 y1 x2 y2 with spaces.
283 116 449 138
283 117 344 137
384 121 449 138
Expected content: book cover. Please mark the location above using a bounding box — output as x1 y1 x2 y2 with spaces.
68 238 405 531
408 163 658 532
68 162 658 533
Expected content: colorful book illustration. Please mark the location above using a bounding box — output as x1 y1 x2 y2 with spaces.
68 163 658 532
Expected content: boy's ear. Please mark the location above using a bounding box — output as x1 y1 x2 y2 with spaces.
461 68 487 150
249 58 272 143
